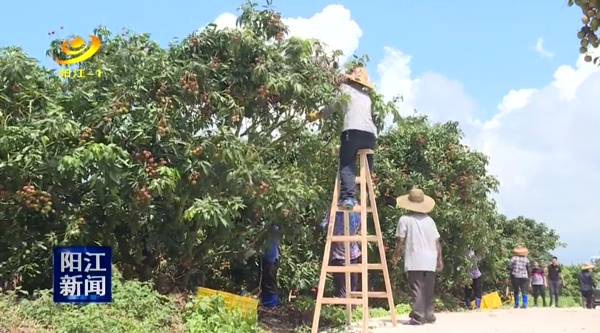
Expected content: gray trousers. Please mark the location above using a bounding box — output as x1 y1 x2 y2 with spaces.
407 271 436 323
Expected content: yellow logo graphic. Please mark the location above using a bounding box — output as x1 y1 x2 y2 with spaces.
55 35 101 66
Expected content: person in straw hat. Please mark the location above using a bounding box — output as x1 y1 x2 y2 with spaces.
579 263 596 309
508 246 530 308
319 66 377 209
391 187 443 325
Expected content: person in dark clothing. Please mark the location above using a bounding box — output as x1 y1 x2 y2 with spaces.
579 264 596 309
260 224 282 308
547 256 564 307
530 261 547 307
322 210 362 297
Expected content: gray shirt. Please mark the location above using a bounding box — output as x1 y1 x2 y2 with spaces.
396 213 440 272
324 83 377 136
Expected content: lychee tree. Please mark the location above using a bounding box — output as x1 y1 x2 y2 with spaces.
569 0 600 64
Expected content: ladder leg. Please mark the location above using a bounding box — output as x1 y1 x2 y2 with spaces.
344 211 352 324
312 176 341 333
359 154 369 332
365 164 397 326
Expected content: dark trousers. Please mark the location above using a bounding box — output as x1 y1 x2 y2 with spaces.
261 260 279 296
330 257 361 297
407 271 436 323
532 285 546 306
464 277 482 306
511 277 528 307
549 280 560 307
339 130 376 201
581 290 594 309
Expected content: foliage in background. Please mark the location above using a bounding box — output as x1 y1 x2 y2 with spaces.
569 0 600 63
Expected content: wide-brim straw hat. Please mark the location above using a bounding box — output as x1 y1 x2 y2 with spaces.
513 247 529 256
582 263 595 271
346 67 375 90
396 187 435 214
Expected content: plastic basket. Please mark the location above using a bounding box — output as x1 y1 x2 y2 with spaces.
481 291 502 310
196 287 259 319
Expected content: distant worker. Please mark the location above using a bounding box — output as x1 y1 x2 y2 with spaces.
392 187 442 325
322 210 361 297
509 246 530 309
464 249 482 310
320 66 377 209
579 263 596 309
260 224 282 308
547 256 564 307
530 261 547 307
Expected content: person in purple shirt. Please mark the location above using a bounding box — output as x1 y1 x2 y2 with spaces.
530 261 547 307
464 250 482 309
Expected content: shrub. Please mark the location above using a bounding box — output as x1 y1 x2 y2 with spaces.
184 296 259 333
0 272 179 332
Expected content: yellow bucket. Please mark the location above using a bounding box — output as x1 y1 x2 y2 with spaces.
196 287 259 320
481 291 503 310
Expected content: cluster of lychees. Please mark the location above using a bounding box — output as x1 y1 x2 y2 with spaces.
79 127 93 144
158 117 170 136
134 150 167 179
180 72 199 95
267 13 286 42
134 186 152 205
16 185 54 215
112 100 130 115
188 171 201 186
156 83 174 109
577 0 600 62
257 181 270 196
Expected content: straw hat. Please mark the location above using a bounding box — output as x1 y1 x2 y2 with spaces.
396 187 435 213
513 247 529 256
346 67 375 90
582 263 595 271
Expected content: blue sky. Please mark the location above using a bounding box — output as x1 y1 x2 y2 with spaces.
2 1 599 264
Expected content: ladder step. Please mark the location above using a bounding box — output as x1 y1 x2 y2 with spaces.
330 235 378 242
350 291 389 298
335 205 373 213
356 149 374 155
320 297 364 305
325 264 385 273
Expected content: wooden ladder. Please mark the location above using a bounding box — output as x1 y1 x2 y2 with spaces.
312 149 396 333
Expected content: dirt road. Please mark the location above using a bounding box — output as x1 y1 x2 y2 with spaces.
335 308 600 333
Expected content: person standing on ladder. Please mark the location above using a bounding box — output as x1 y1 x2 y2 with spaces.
319 66 377 209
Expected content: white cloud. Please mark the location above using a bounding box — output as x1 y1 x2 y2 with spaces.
378 47 600 264
534 37 555 59
213 13 237 30
284 5 362 63
209 5 361 64
483 88 537 130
